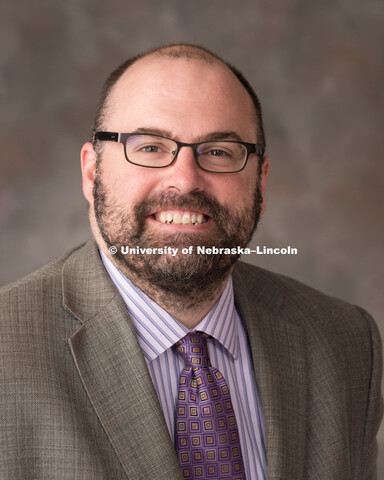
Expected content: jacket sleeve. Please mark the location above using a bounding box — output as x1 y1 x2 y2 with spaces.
356 307 383 480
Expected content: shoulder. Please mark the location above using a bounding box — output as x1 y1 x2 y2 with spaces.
0 239 120 331
0 244 83 309
0 243 92 338
233 259 343 305
233 259 368 314
232 260 381 353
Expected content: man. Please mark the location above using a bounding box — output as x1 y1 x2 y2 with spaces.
0 44 382 479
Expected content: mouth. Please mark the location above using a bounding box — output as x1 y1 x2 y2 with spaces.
152 209 209 226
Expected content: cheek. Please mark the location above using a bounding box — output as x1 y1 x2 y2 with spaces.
212 174 257 207
103 164 159 204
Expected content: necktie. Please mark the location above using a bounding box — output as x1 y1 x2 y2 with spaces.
174 332 246 479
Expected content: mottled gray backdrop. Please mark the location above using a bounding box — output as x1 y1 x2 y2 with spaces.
1 0 383 473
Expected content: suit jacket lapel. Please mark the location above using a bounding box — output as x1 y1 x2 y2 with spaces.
233 263 308 480
63 241 182 480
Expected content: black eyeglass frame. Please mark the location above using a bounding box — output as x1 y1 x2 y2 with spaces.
94 131 265 173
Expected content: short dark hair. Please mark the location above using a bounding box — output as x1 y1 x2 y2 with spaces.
91 43 266 157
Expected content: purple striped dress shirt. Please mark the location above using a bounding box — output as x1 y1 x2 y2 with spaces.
100 250 268 479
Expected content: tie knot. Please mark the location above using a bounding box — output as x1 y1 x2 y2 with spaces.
175 332 211 368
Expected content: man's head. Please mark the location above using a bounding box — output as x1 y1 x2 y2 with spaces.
81 44 269 310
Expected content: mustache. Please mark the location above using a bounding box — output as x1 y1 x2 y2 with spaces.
134 191 231 220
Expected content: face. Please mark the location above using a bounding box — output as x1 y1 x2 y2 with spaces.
81 56 269 295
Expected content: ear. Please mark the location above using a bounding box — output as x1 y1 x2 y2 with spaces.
259 155 270 215
81 142 97 205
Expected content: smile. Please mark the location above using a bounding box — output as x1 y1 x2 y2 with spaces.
153 210 209 225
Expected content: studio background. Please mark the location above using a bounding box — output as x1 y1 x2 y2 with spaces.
1 0 383 474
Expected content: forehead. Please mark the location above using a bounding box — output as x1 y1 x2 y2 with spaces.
105 55 256 139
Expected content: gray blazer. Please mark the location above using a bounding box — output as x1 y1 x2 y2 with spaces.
0 240 382 479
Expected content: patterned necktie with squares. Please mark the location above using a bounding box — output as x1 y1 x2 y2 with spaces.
174 332 246 479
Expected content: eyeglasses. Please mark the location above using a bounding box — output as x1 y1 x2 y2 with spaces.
94 131 264 173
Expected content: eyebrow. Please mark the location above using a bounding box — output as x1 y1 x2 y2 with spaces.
132 127 245 143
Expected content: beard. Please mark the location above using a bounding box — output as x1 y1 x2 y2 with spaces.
93 172 263 309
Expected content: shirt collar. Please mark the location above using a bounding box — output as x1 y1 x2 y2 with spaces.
99 249 239 362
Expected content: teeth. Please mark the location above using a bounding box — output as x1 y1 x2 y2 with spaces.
156 211 207 225
173 213 182 224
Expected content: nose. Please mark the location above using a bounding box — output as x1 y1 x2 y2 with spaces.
160 145 206 194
